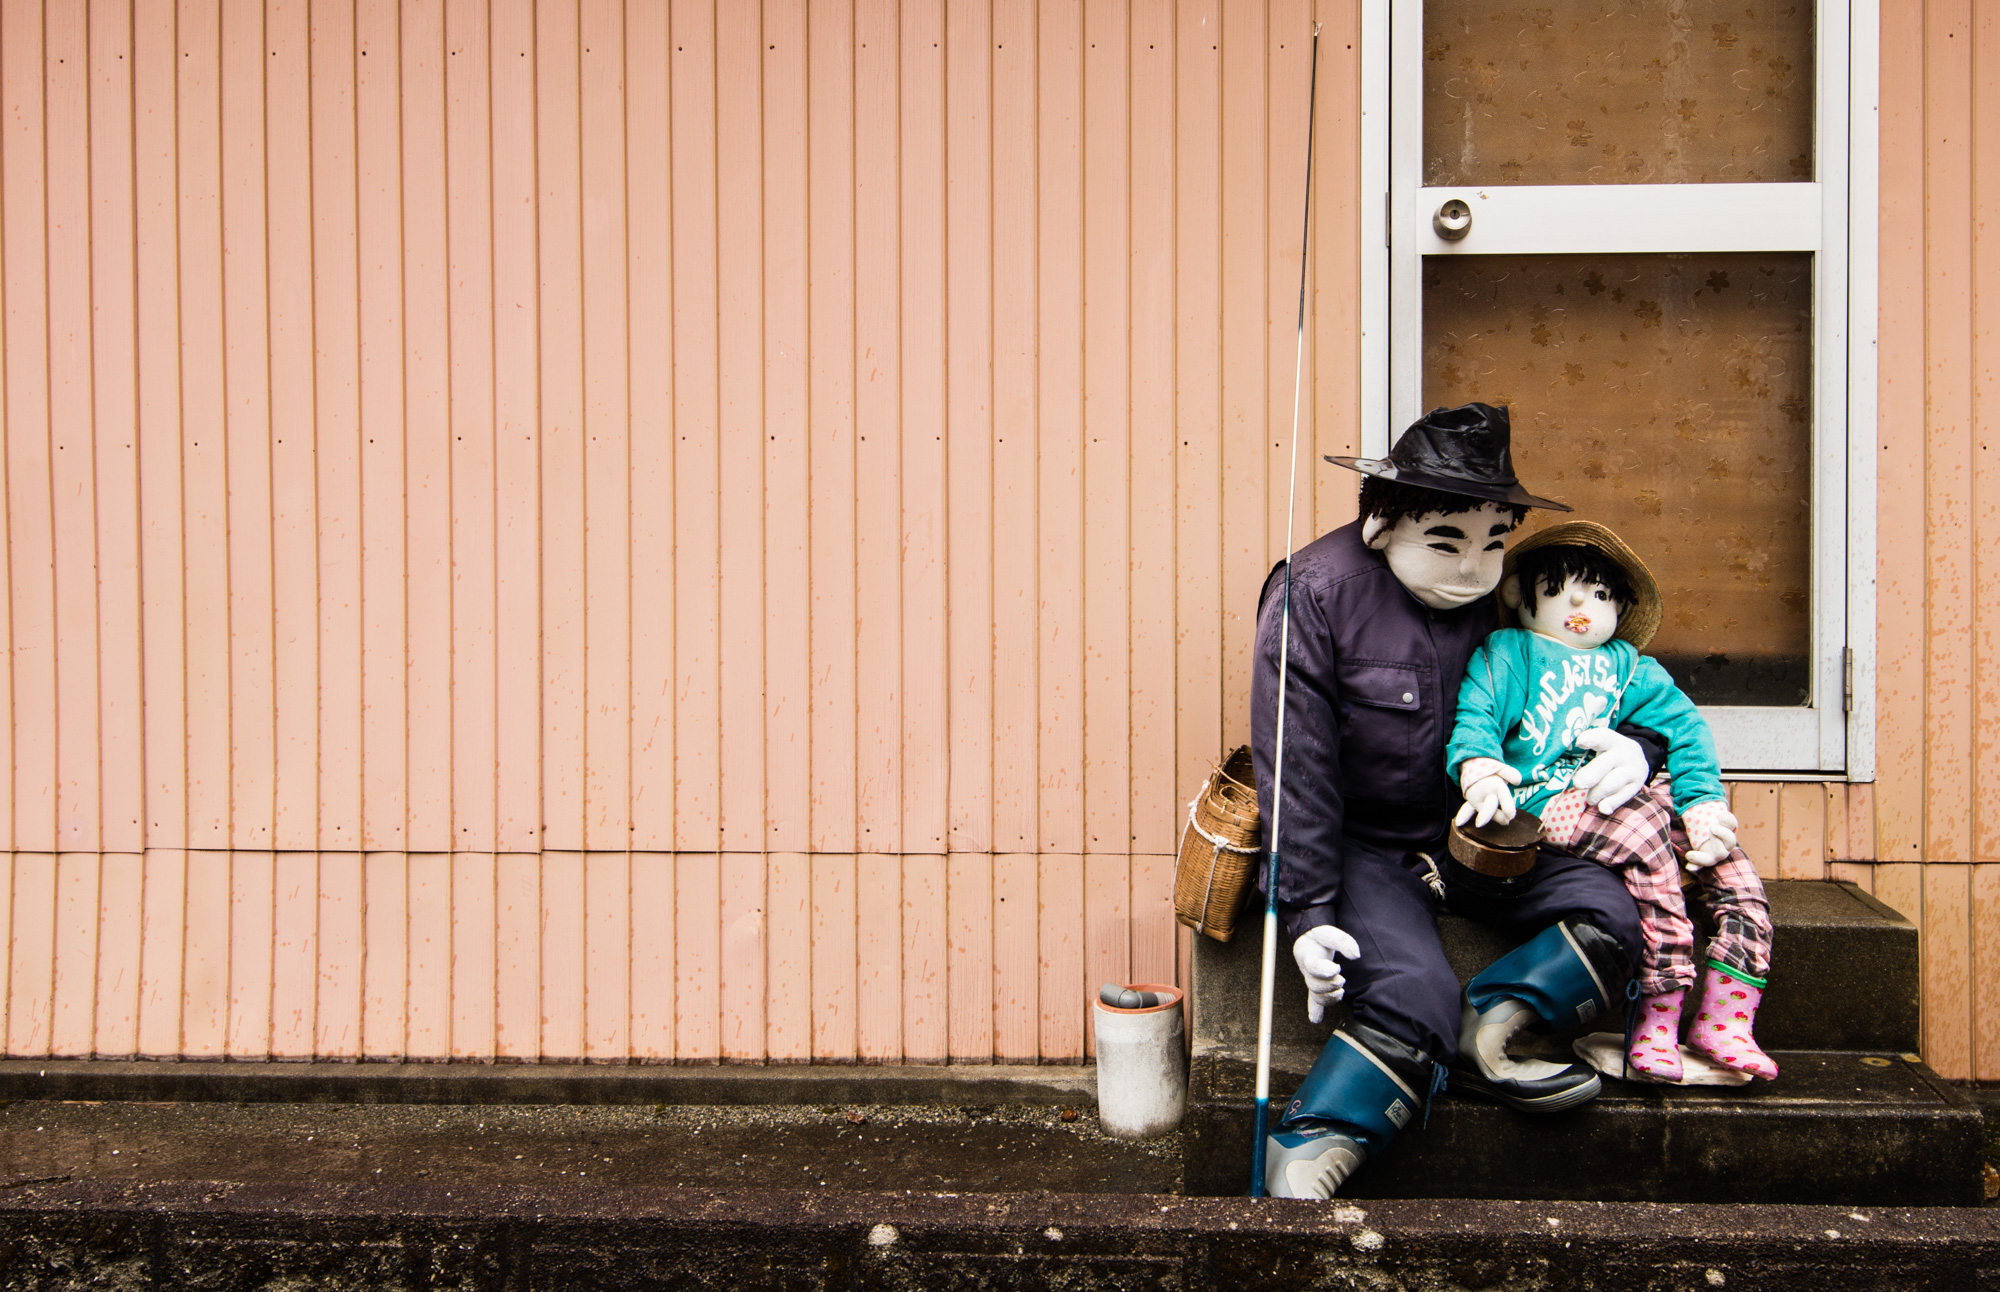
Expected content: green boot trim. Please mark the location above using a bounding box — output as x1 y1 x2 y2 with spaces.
1705 959 1767 990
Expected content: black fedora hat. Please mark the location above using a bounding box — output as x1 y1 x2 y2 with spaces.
1325 402 1570 511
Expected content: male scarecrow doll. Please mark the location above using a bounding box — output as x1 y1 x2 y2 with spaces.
1248 402 1743 1200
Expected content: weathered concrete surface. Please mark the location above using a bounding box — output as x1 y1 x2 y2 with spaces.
0 1099 1178 1196
1186 1049 1989 1204
0 1179 1994 1290
0 1058 1094 1108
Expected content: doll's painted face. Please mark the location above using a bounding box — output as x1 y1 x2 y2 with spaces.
1362 502 1516 610
1507 573 1621 649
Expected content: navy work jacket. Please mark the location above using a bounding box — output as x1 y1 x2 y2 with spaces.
1249 520 1489 942
1249 519 1664 944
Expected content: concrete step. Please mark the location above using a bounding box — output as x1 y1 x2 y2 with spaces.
1193 880 1919 1057
1184 1044 1987 1205
4 1180 1998 1290
1184 880 1983 1205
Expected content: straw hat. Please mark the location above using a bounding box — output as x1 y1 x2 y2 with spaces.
1503 520 1662 651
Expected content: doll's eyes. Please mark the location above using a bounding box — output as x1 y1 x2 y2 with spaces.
1592 588 1610 601
1483 541 1504 551
1427 541 1458 553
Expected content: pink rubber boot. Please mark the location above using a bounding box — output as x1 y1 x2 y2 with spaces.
1626 990 1686 1081
1687 963 1779 1080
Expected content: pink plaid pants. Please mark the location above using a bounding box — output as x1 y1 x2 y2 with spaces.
1550 780 1773 997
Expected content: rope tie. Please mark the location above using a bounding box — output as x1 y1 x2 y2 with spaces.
1185 797 1261 854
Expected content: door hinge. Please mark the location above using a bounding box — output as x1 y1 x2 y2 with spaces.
1842 647 1854 714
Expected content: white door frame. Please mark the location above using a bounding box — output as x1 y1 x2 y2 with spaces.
1356 0 1877 778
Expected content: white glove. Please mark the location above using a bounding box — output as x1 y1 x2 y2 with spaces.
1453 757 1521 828
1292 926 1362 1025
1571 727 1649 813
1681 799 1739 871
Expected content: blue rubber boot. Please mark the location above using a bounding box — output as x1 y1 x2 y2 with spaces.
1450 918 1630 1113
1265 1024 1436 1199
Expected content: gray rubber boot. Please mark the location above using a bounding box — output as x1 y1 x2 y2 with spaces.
1264 1127 1368 1200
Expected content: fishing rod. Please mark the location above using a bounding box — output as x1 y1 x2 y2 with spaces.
1249 20 1322 1200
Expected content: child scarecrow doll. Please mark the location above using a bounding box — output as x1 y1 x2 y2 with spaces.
1445 521 1779 1082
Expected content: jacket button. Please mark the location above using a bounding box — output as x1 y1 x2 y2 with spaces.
1402 692 1414 704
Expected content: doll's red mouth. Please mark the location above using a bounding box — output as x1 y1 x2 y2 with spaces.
1564 613 1591 633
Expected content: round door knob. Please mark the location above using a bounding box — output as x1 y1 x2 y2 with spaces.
1433 198 1472 241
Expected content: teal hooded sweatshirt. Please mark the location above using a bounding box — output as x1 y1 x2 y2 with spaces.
1445 628 1725 817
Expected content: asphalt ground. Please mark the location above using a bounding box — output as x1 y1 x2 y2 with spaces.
0 1098 1183 1197
3 1090 1995 1202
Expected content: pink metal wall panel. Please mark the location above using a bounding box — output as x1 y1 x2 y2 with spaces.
445 0 496 856
269 0 320 854
311 0 364 855
538 1 587 856
765 0 813 858
492 0 543 855
627 0 678 855
48 1 101 858
7 0 57 856
356 0 408 853
402 0 455 856
6 0 1991 1071
670 0 721 854
945 0 994 859
582 0 634 855
806 0 858 858
717 0 767 857
222 0 275 854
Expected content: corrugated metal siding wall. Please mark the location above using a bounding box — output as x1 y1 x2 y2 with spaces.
0 1 1991 1078
0 0 1372 1064
1855 0 2000 1083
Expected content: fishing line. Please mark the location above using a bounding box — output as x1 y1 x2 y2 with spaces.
1250 19 1322 1199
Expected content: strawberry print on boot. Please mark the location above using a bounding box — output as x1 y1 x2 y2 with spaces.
1626 989 1686 1081
1686 962 1779 1081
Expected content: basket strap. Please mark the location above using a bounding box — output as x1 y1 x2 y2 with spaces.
1195 833 1218 935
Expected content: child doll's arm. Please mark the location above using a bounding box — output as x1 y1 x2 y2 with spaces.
1445 640 1521 772
1446 638 1525 825
1614 656 1726 812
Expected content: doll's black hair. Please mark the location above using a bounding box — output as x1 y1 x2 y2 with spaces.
1513 543 1635 616
1358 476 1530 529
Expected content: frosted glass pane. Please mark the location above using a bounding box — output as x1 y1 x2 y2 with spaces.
1424 252 1812 706
1423 1 1814 187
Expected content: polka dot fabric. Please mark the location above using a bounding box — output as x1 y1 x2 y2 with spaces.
1538 787 1589 849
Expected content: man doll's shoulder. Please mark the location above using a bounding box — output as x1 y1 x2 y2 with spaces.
1287 522 1392 594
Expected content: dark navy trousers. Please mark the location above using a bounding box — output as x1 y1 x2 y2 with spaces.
1329 842 1644 1064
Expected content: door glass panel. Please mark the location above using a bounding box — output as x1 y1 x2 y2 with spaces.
1423 252 1812 706
1423 1 1815 187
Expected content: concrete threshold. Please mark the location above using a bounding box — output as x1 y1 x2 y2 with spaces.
0 1057 1094 1107
2 1179 1995 1290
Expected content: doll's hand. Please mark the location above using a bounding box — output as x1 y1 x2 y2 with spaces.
1455 758 1521 828
1572 727 1648 812
1681 800 1739 871
1293 926 1362 1025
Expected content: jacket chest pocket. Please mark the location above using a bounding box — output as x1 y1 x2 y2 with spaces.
1336 661 1430 803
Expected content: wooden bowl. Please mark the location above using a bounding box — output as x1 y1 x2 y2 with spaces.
1448 809 1543 878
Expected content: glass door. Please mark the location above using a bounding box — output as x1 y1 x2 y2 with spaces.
1386 1 1854 772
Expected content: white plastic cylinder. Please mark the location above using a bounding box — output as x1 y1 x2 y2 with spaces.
1092 983 1187 1140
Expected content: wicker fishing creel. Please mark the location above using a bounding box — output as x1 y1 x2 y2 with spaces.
1173 746 1262 942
